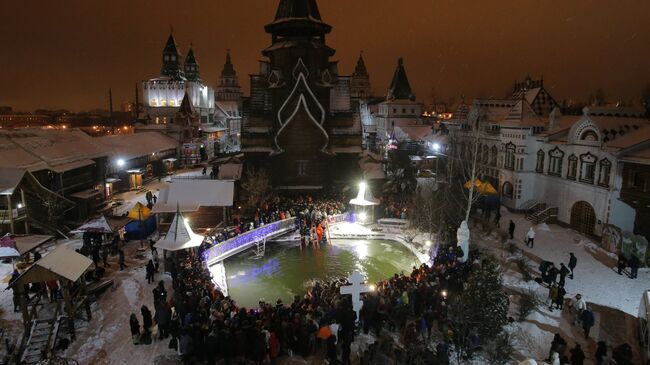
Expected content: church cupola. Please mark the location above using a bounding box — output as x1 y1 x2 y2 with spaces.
387 58 414 101
184 45 201 82
354 53 369 77
161 33 185 80
351 52 372 99
263 0 334 59
216 50 242 102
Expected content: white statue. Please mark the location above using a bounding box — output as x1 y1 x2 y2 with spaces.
456 220 470 263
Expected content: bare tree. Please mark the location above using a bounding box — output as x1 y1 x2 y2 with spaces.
240 166 270 212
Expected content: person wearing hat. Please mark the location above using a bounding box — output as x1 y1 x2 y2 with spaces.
569 294 586 325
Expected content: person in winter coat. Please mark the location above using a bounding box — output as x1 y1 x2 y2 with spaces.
580 307 595 339
629 255 640 279
129 313 140 344
268 331 280 365
570 343 585 365
550 333 567 360
146 260 155 284
154 301 171 340
595 341 608 365
141 305 153 335
569 293 586 325
549 351 560 365
548 284 558 311
617 254 627 275
612 343 634 365
508 220 516 239
568 253 577 279
559 263 570 287
554 285 566 310
118 249 127 270
547 264 559 284
526 227 535 247
179 331 193 365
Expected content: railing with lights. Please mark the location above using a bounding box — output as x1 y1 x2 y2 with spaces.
204 217 297 265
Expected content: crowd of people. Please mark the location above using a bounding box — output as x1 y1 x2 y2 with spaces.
202 195 348 250
128 239 477 365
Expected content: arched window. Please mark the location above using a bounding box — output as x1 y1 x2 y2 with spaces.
504 143 516 170
567 154 577 180
548 147 564 176
598 158 612 187
490 145 498 166
482 145 490 164
579 152 598 184
580 129 599 141
536 150 545 173
502 182 514 198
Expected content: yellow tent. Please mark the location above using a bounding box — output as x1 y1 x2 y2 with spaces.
464 179 498 195
127 202 151 221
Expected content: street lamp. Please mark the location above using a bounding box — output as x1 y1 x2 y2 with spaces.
116 159 125 168
432 143 440 152
358 212 367 222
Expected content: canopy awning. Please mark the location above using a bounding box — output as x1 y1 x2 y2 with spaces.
154 209 204 251
70 215 113 234
128 202 152 221
464 179 498 195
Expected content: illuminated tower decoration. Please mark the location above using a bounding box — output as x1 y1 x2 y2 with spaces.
141 33 214 127
216 50 242 102
350 53 372 100
161 33 185 80
184 45 201 82
242 0 361 188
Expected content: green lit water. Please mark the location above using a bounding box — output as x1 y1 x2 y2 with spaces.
223 239 419 308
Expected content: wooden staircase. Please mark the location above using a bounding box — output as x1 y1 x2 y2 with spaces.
21 315 69 364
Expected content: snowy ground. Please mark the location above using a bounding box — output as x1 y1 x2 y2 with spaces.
475 207 646 363
1 203 646 364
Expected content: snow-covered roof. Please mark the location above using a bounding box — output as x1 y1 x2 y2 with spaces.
70 215 113 234
157 179 234 208
24 245 93 282
98 132 178 161
0 129 108 172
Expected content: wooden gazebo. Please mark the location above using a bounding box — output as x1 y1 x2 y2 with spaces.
9 245 93 338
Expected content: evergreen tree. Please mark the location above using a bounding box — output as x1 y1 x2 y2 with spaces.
447 256 509 362
464 257 509 339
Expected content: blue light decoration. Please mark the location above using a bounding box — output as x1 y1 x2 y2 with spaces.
204 218 297 264
202 213 351 265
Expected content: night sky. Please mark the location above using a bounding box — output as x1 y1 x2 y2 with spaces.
3 0 650 112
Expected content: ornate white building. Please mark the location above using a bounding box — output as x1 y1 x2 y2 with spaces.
141 34 215 125
445 78 650 241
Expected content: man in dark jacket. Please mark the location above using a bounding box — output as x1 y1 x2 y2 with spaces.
508 220 516 240
568 253 577 279
580 307 595 339
617 254 627 275
629 255 640 279
570 343 585 365
559 263 570 287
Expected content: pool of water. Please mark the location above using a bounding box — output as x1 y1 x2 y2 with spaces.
223 239 419 308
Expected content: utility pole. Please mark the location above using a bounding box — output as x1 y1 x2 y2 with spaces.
109 88 114 134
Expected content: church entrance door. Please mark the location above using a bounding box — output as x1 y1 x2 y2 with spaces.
570 201 596 236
